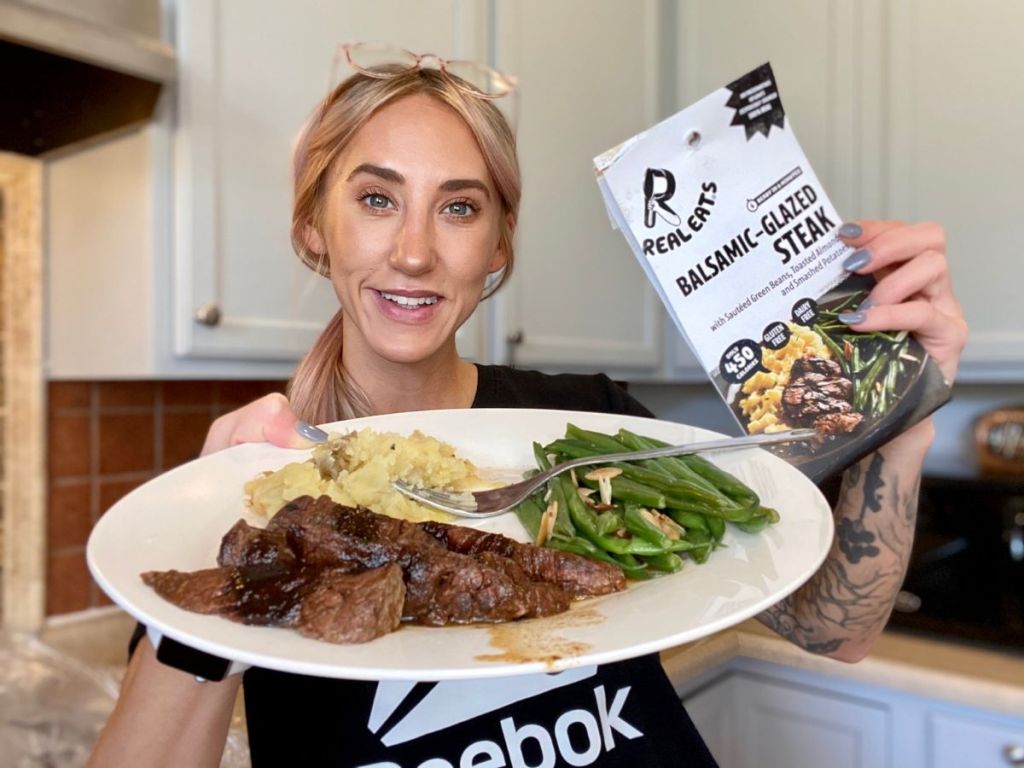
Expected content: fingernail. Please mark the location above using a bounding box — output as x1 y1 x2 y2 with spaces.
843 249 871 271
838 222 863 238
295 420 329 443
857 298 875 311
838 311 866 325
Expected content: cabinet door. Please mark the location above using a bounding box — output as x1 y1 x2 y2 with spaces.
491 0 664 373
887 1 1024 374
928 711 1024 768
174 0 489 361
733 674 891 768
685 676 738 768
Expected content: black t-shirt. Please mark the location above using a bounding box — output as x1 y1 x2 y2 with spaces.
242 365 718 767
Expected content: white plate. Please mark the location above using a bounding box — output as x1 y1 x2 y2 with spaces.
87 408 833 681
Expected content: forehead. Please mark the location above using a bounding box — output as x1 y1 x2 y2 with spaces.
337 93 491 180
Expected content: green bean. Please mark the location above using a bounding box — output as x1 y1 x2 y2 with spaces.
616 429 734 503
514 494 545 540
579 475 666 509
595 509 622 537
611 552 653 580
679 454 759 511
665 509 710 533
565 423 632 454
532 441 552 470
815 325 849 374
560 474 665 555
640 552 684 573
623 502 675 549
548 536 641 577
682 528 713 564
706 515 726 544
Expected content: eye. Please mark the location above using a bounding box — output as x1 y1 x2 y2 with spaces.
444 199 478 218
363 193 392 210
357 188 395 212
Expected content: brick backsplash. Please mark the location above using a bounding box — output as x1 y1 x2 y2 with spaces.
45 379 287 615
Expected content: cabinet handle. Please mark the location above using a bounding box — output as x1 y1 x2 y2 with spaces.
893 590 922 613
1005 744 1024 766
194 303 222 327
506 330 524 367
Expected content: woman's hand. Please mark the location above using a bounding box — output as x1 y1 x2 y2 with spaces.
201 392 317 456
837 220 968 382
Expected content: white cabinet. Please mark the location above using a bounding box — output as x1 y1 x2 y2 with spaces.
928 711 1024 768
886 0 1024 377
680 658 1024 768
668 0 1024 380
686 671 890 768
489 0 665 376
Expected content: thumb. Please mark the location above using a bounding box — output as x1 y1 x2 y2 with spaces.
259 394 318 449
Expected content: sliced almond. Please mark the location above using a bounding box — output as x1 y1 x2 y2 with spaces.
641 508 681 540
584 467 623 482
536 501 559 547
585 467 622 506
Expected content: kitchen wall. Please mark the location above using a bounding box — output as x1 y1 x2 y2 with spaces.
45 379 285 614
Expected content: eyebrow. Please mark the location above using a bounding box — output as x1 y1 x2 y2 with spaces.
347 163 491 200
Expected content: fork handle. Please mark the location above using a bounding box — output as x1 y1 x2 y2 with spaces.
551 428 818 477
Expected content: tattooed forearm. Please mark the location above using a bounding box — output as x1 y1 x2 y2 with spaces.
758 442 925 661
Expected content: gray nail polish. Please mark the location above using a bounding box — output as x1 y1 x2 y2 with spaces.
858 298 875 311
838 222 863 238
843 249 870 271
838 311 865 325
295 420 329 443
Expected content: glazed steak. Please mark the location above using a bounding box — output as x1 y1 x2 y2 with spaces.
781 356 863 436
140 562 404 643
142 495 626 644
419 521 626 597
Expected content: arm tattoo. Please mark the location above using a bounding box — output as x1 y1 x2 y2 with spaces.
758 448 922 656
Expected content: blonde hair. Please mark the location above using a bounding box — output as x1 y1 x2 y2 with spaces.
287 68 521 424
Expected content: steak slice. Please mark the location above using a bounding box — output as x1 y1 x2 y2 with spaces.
401 549 570 625
267 495 444 570
781 355 864 436
218 519 297 568
141 562 311 625
140 562 405 643
298 564 405 643
419 521 625 597
275 497 575 625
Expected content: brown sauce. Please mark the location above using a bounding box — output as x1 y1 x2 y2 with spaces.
475 603 606 669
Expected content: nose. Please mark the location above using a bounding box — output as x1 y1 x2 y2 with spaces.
389 213 438 276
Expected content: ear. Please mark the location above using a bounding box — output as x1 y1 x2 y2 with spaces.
303 224 327 256
487 213 515 273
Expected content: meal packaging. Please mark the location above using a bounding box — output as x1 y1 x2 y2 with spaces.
594 63 950 480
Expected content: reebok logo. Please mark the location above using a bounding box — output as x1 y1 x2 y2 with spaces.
359 684 643 768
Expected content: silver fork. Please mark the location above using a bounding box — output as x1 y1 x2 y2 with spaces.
391 428 818 518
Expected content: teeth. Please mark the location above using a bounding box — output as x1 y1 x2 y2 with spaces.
380 291 439 307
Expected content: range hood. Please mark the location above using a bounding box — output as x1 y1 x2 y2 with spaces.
0 0 175 156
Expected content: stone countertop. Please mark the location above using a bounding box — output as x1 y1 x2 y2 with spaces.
41 609 1024 718
660 619 1024 717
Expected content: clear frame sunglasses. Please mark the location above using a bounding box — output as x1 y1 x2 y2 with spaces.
332 42 519 101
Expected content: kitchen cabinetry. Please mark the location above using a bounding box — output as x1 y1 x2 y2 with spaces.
670 0 1024 380
489 0 665 376
681 657 1024 768
47 1 1024 380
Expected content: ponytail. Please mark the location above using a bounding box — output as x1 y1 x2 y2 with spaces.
287 309 371 423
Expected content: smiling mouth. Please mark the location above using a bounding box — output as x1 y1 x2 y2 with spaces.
375 290 441 307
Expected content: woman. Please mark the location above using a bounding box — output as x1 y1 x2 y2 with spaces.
90 52 966 767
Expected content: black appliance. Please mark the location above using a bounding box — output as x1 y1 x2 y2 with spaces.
886 472 1024 650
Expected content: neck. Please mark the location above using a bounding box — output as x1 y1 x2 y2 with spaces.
341 333 478 415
